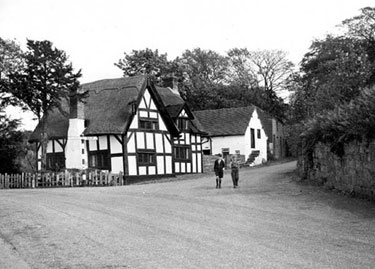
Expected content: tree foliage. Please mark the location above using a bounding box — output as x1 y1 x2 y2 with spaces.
115 47 291 119
288 6 375 157
0 111 23 173
1 39 83 171
0 38 24 79
4 40 82 121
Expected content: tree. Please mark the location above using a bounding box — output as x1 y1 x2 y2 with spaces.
300 35 372 115
248 49 294 94
115 48 177 82
0 110 23 173
3 39 83 170
177 48 229 110
342 7 375 42
0 38 24 80
227 48 258 88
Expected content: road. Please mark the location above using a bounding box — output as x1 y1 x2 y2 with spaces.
0 161 375 268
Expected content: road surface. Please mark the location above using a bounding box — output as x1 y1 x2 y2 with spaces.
1 161 375 268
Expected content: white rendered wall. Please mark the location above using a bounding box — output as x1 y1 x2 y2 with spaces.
210 109 268 165
211 135 246 156
65 119 86 169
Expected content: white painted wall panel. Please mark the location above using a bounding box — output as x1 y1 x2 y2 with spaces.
146 133 154 149
89 139 97 151
186 133 190 145
127 133 136 153
166 156 172 174
129 114 138 129
157 156 164 174
110 136 122 154
144 88 151 105
55 140 63 153
139 97 147 109
128 156 137 175
111 157 123 173
139 166 147 175
47 140 53 153
99 136 107 150
139 110 148 118
181 163 186 173
197 154 202 172
159 117 167 131
175 163 180 173
164 135 171 153
136 132 145 149
149 166 156 175
155 134 163 153
149 111 157 118
150 98 157 110
187 163 191 173
192 153 196 173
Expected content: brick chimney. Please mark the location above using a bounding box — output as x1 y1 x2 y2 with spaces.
69 91 85 119
66 89 86 169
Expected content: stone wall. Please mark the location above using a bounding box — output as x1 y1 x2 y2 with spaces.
297 141 375 201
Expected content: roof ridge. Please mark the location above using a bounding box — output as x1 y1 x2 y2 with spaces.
194 105 255 113
80 75 146 87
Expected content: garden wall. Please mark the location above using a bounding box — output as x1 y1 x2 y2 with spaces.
297 141 375 201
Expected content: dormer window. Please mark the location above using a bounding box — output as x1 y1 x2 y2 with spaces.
177 118 189 130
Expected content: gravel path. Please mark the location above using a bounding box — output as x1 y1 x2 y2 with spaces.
1 161 375 268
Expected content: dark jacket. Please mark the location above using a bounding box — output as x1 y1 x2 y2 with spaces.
214 159 225 176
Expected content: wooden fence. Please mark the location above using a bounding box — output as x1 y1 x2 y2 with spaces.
0 171 124 189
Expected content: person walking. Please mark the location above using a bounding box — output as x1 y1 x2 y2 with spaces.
230 155 240 188
214 154 225 188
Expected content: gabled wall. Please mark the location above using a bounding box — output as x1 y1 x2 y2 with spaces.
126 87 174 176
173 108 203 174
202 109 268 165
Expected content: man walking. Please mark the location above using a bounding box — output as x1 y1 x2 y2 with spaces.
230 155 240 188
214 154 225 188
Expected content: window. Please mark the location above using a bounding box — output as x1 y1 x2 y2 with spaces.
139 119 159 130
174 146 190 160
138 150 156 165
257 129 261 139
250 128 255 148
88 150 110 170
177 118 189 130
46 152 65 171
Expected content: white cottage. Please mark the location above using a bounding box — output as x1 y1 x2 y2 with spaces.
29 76 204 180
194 106 281 165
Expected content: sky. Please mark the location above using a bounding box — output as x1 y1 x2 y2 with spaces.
1 0 374 130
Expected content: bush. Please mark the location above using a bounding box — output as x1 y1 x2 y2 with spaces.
301 86 375 157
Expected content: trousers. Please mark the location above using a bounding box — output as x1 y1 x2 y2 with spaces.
231 168 239 186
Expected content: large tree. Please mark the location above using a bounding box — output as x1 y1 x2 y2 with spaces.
3 39 83 170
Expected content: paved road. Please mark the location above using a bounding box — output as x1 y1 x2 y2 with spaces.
1 161 375 268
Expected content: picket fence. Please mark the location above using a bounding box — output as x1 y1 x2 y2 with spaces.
0 171 124 189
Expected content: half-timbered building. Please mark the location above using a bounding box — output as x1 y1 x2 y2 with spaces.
30 76 204 178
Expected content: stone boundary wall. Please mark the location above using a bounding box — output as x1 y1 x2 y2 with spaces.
297 141 375 201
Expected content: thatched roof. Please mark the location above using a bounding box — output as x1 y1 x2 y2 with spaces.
193 106 273 138
30 76 186 142
82 76 146 135
29 100 70 142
